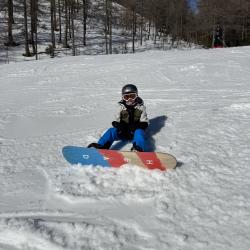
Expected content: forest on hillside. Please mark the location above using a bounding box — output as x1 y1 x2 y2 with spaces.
1 0 250 59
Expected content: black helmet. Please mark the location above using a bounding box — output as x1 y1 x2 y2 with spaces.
122 84 138 95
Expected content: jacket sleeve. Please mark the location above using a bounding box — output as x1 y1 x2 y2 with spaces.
140 105 149 124
132 105 149 131
114 103 123 122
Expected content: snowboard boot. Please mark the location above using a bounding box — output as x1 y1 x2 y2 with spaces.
131 143 143 152
87 142 111 149
87 143 103 149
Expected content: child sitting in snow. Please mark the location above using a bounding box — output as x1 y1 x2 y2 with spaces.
88 84 149 152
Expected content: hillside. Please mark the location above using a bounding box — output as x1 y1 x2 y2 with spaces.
0 0 195 64
0 47 250 249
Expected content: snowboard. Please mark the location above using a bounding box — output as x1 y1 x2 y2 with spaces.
62 146 177 171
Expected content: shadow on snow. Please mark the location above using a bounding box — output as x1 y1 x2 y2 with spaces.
111 115 168 152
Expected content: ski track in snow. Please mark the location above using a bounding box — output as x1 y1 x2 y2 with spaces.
1 48 250 249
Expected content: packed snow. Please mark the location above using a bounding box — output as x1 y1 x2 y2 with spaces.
1 46 250 249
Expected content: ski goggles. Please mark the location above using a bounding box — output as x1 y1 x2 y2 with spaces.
122 93 137 101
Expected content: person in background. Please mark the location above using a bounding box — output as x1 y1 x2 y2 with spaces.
214 25 224 48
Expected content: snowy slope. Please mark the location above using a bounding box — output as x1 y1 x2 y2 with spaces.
0 47 250 249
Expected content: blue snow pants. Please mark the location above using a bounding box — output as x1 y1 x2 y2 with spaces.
98 128 146 151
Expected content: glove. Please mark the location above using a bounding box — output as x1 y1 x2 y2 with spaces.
129 122 148 131
112 121 131 139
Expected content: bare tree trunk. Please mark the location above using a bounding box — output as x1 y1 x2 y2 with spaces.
23 0 31 56
33 0 38 59
58 0 62 43
82 0 87 46
30 0 36 54
35 25 38 59
103 0 113 54
64 0 69 48
132 8 136 53
71 2 76 56
211 19 215 48
68 3 71 39
154 23 157 45
50 0 56 57
140 0 144 46
148 19 151 39
6 0 16 46
105 0 109 54
108 0 112 54
53 0 57 31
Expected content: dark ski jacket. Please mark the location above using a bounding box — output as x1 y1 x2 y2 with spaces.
112 97 149 138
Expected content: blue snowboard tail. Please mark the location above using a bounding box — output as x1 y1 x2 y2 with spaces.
62 146 110 167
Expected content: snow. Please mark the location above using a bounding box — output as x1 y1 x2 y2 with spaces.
1 46 250 249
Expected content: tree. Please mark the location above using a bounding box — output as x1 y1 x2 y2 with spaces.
50 0 56 57
23 0 31 56
196 0 250 47
82 0 88 46
5 0 17 46
63 0 70 48
139 0 144 46
58 0 62 43
124 0 137 53
104 0 113 54
70 0 76 55
30 0 38 55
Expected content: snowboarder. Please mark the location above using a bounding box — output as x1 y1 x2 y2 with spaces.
88 84 149 152
213 25 224 48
